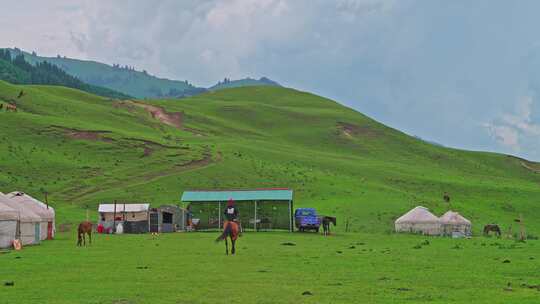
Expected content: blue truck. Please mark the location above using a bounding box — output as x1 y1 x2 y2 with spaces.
294 208 321 232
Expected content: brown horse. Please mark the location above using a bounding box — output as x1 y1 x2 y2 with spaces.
5 104 17 112
321 216 337 236
77 221 93 246
215 221 239 255
483 224 501 237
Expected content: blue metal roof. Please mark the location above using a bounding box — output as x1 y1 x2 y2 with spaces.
181 189 293 202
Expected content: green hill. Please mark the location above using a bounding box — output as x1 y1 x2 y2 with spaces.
0 81 539 234
4 48 205 99
209 77 281 91
0 50 130 99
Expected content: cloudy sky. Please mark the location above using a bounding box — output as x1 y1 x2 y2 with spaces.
2 0 540 161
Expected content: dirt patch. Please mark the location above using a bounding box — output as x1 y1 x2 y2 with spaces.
48 126 114 142
132 102 183 129
337 122 380 139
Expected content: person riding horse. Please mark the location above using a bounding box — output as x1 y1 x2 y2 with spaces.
224 198 242 235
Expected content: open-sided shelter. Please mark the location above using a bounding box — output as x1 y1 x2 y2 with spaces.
0 193 19 249
181 189 294 232
395 206 441 236
7 192 55 240
0 192 41 245
98 203 150 233
439 211 471 237
149 205 186 233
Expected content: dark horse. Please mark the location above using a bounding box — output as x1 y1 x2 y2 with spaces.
215 221 239 255
321 216 337 236
483 224 501 237
77 221 93 246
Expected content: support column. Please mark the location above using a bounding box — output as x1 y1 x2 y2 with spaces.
254 201 258 232
289 200 293 232
218 201 222 230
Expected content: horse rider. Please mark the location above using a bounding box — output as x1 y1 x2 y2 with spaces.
224 198 242 235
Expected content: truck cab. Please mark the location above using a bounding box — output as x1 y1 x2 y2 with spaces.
294 208 321 232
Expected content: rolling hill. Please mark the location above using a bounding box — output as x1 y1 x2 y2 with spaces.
209 77 281 91
4 48 204 98
0 80 539 234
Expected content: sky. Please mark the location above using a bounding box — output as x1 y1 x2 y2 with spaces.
1 0 540 161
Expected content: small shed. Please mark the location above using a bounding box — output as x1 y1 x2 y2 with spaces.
0 192 42 245
439 211 471 237
181 188 294 231
149 205 185 233
0 193 18 249
7 192 55 240
98 203 150 234
395 206 440 236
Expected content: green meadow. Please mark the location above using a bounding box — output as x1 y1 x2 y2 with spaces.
1 232 539 304
1 80 540 303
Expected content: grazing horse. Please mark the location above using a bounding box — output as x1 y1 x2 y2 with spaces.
215 221 239 255
443 192 451 203
483 224 501 237
77 221 93 246
321 216 337 236
17 90 24 98
5 104 17 112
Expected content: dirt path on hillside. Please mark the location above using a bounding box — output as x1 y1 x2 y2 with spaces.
59 147 219 202
521 161 540 173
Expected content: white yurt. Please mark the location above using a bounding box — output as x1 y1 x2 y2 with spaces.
395 206 441 236
7 192 55 240
439 211 471 237
0 192 42 245
0 193 19 249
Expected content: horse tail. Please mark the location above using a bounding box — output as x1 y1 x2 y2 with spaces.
215 223 231 243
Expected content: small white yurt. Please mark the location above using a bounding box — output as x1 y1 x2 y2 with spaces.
439 211 471 237
7 192 55 240
0 192 42 245
395 206 441 236
0 193 19 249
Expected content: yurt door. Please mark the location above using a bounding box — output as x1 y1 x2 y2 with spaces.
47 222 53 240
34 223 40 244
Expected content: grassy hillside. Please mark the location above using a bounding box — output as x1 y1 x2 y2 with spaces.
0 51 130 99
209 76 280 91
5 48 204 98
0 80 539 234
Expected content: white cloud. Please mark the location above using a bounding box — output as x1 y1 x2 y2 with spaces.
484 95 540 152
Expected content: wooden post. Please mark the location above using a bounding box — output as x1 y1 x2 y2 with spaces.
254 201 258 232
345 218 350 233
113 200 117 233
123 202 126 221
44 192 49 209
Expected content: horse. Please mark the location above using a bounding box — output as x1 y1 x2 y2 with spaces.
5 104 17 112
483 224 501 237
77 221 93 246
0 103 3 110
321 216 337 236
443 192 451 203
17 90 24 98
215 221 240 255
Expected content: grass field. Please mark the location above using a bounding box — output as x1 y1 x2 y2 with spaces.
1 232 539 303
1 80 540 303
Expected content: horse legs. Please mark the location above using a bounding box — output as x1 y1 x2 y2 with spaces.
231 239 236 255
225 238 229 255
88 231 92 245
